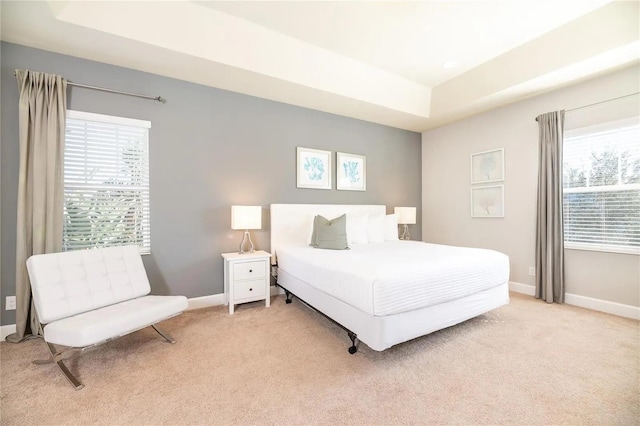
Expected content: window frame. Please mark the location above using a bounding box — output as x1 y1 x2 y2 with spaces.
63 110 151 254
562 116 640 256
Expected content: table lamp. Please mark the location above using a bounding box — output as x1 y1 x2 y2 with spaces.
231 205 262 254
394 207 416 240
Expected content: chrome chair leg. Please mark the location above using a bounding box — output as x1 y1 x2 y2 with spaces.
33 323 177 390
152 324 176 344
33 342 85 390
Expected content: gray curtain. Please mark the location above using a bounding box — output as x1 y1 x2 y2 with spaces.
535 111 565 304
6 70 67 343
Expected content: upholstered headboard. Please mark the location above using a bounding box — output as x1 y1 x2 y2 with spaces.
270 204 386 264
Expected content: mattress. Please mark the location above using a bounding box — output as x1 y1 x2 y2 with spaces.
276 241 510 316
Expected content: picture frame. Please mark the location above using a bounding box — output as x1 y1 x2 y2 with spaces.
471 148 504 184
471 185 504 218
336 152 366 191
296 147 332 190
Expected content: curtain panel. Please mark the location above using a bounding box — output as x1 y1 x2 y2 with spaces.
6 70 67 343
535 111 565 304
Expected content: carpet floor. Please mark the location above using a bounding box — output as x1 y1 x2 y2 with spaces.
1 292 638 425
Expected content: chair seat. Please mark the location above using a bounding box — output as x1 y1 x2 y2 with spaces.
44 295 188 347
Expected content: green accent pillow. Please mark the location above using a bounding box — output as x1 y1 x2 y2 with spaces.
309 214 349 250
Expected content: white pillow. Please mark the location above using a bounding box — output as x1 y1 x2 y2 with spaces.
367 215 385 243
384 214 399 241
347 214 369 245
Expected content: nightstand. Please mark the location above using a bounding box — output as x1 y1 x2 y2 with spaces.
222 250 272 314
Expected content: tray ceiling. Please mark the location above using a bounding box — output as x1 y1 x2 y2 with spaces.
2 1 638 131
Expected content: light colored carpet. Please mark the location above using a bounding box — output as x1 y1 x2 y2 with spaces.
1 292 638 425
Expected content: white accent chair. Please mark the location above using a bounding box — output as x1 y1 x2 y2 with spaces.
26 245 188 390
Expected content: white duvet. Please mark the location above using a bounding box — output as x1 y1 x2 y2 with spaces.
276 241 510 316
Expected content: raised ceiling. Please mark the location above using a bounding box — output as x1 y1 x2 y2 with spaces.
2 1 639 131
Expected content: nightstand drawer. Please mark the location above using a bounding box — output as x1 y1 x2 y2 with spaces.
233 279 266 300
233 260 266 281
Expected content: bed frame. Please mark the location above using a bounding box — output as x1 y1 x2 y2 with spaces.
270 204 509 353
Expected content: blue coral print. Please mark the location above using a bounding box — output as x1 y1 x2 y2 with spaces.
304 157 325 181
343 161 360 183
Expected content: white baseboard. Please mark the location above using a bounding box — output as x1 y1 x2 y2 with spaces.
509 281 535 296
564 293 640 320
509 281 640 320
7 285 630 340
186 286 284 311
187 294 225 310
1 324 17 341
2 287 287 340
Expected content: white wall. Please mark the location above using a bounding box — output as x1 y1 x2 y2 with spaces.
422 64 640 307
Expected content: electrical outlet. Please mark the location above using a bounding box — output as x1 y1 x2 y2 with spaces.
528 266 535 277
6 296 16 311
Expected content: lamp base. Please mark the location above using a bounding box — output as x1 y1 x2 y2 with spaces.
400 224 411 241
239 230 255 254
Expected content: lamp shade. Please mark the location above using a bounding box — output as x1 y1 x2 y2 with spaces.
231 206 262 230
394 207 416 225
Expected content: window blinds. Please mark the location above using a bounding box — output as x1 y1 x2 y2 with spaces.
563 118 640 253
64 111 151 253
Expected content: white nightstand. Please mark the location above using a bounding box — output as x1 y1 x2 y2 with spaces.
222 250 272 314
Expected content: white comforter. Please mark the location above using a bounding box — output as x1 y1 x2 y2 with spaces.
276 241 510 316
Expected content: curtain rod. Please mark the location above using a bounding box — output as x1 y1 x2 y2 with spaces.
536 91 639 121
13 71 166 104
566 91 639 113
67 81 166 104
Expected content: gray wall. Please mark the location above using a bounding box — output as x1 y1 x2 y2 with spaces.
422 64 640 308
0 42 422 326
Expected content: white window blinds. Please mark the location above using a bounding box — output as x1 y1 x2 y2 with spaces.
64 110 151 253
563 117 640 254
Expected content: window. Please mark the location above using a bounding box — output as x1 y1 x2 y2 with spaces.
64 110 151 253
563 117 640 254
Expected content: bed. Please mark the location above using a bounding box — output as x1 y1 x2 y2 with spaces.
270 204 510 353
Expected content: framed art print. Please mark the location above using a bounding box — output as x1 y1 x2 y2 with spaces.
336 152 366 191
471 148 504 184
296 147 331 189
471 185 504 218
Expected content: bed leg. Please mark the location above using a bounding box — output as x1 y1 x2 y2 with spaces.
347 331 358 354
285 290 294 304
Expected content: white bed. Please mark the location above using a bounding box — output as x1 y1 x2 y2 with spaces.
270 204 510 352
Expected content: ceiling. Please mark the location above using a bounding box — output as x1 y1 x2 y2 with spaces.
2 1 639 132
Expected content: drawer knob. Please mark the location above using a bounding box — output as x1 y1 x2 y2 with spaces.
249 288 253 291
249 269 253 273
